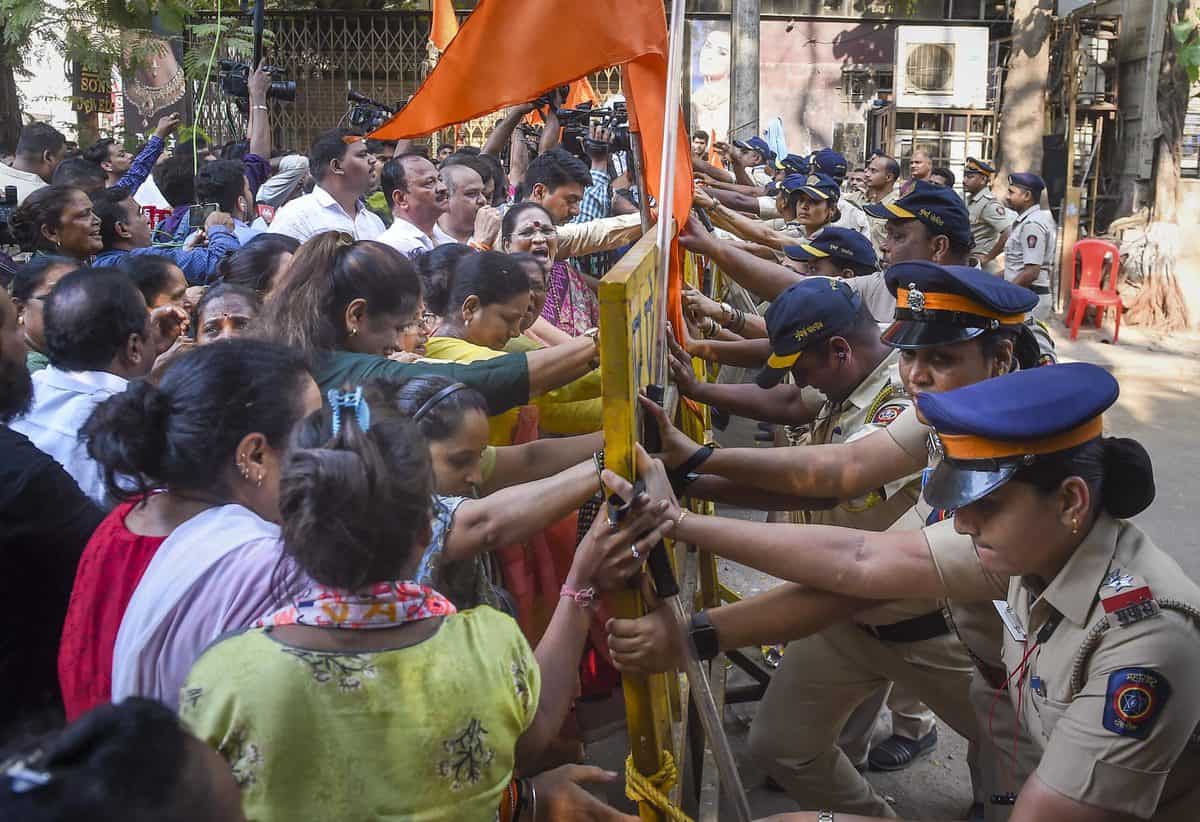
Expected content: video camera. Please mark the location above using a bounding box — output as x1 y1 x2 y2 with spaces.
217 59 296 102
556 100 631 160
346 89 398 133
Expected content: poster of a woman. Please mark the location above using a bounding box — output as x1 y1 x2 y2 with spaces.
689 23 731 145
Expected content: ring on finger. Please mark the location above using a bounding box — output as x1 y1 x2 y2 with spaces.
631 542 641 560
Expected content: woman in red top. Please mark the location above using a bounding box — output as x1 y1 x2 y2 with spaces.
57 496 167 720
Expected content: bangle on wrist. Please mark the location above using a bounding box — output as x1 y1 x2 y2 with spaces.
253 104 268 111
468 239 491 251
675 508 689 528
560 584 598 609
719 301 733 327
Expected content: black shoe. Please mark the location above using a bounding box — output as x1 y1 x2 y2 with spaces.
867 728 938 771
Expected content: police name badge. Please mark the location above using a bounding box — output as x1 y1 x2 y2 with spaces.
994 600 1027 642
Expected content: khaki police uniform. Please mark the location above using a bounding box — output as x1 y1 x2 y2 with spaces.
846 272 897 327
846 188 898 263
966 188 1012 275
882 409 1043 820
1000 515 1200 819
1003 204 1056 321
749 356 969 816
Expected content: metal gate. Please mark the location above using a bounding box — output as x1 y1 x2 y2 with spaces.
191 10 625 155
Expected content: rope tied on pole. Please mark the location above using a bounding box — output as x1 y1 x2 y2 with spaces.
623 751 694 822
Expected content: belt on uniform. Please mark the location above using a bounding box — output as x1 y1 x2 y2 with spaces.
976 661 1009 691
1030 285 1050 295
859 610 951 643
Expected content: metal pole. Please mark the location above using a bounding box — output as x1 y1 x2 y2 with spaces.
729 0 760 141
630 131 654 236
653 0 687 387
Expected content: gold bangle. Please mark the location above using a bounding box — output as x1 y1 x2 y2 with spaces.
675 509 689 528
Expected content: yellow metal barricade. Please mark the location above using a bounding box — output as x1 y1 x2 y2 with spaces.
599 236 729 821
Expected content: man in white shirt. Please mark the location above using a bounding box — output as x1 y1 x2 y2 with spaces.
267 129 384 243
9 268 157 506
0 122 67 204
376 153 452 257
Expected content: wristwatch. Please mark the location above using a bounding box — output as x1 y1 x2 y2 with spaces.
688 610 719 661
817 812 835 822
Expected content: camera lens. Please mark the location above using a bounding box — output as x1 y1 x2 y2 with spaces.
269 81 297 102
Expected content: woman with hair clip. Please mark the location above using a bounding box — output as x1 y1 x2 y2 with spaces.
426 250 601 443
179 390 666 822
257 231 598 417
610 261 1053 819
60 339 323 713
628 363 1200 822
0 698 246 822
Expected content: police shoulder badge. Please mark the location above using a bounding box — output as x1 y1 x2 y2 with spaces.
1103 667 1171 739
872 403 906 426
1100 568 1160 628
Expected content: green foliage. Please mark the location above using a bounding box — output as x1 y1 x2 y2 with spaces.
1169 7 1199 85
184 21 272 81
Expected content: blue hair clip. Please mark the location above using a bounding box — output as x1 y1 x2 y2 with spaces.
3 757 51 794
328 387 371 435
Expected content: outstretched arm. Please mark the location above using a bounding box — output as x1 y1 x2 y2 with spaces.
679 215 801 300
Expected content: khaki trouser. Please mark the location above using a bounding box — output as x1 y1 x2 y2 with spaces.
836 682 936 769
748 622 977 817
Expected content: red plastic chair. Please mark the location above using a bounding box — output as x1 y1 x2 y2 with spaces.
1066 238 1123 342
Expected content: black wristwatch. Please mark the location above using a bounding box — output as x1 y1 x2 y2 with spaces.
667 443 716 494
689 610 720 661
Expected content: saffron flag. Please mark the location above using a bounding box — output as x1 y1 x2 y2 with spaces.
523 77 602 126
430 0 459 52
372 0 693 338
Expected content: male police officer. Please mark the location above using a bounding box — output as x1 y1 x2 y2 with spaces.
1003 172 1056 321
962 157 1012 274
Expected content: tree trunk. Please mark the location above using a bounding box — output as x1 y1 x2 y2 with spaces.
1126 4 1191 331
994 0 1055 187
0 24 23 154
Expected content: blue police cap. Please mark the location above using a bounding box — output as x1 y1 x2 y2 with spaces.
733 136 775 162
863 180 972 249
918 363 1121 510
765 180 778 196
809 148 849 181
757 277 863 389
775 153 810 175
881 261 1039 355
784 226 877 270
963 157 995 176
793 172 840 203
1009 172 1046 198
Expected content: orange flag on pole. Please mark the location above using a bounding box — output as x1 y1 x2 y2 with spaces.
372 0 693 340
522 77 602 126
429 0 459 52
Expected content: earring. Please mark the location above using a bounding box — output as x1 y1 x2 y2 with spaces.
350 327 358 336
255 472 264 488
1071 517 1079 535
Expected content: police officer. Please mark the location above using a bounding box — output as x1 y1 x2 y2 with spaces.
783 227 894 323
730 135 777 186
1003 173 1056 321
809 148 872 239
962 157 1012 274
917 362 1200 821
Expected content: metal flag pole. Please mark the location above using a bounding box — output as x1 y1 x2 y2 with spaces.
652 0 687 388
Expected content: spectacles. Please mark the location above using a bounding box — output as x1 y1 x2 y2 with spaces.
403 311 438 333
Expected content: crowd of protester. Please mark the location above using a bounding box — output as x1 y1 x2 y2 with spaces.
1 67 1197 822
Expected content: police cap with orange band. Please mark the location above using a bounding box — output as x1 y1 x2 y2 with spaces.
916 363 1119 509
882 261 1039 354
863 180 973 249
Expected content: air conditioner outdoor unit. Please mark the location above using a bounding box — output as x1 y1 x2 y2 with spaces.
894 26 989 109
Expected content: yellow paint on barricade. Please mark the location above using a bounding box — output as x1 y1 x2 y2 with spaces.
598 230 678 822
600 237 724 820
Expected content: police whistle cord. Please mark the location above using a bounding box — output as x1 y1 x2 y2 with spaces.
607 476 753 822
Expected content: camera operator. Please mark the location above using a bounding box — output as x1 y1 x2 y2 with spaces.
266 129 384 243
